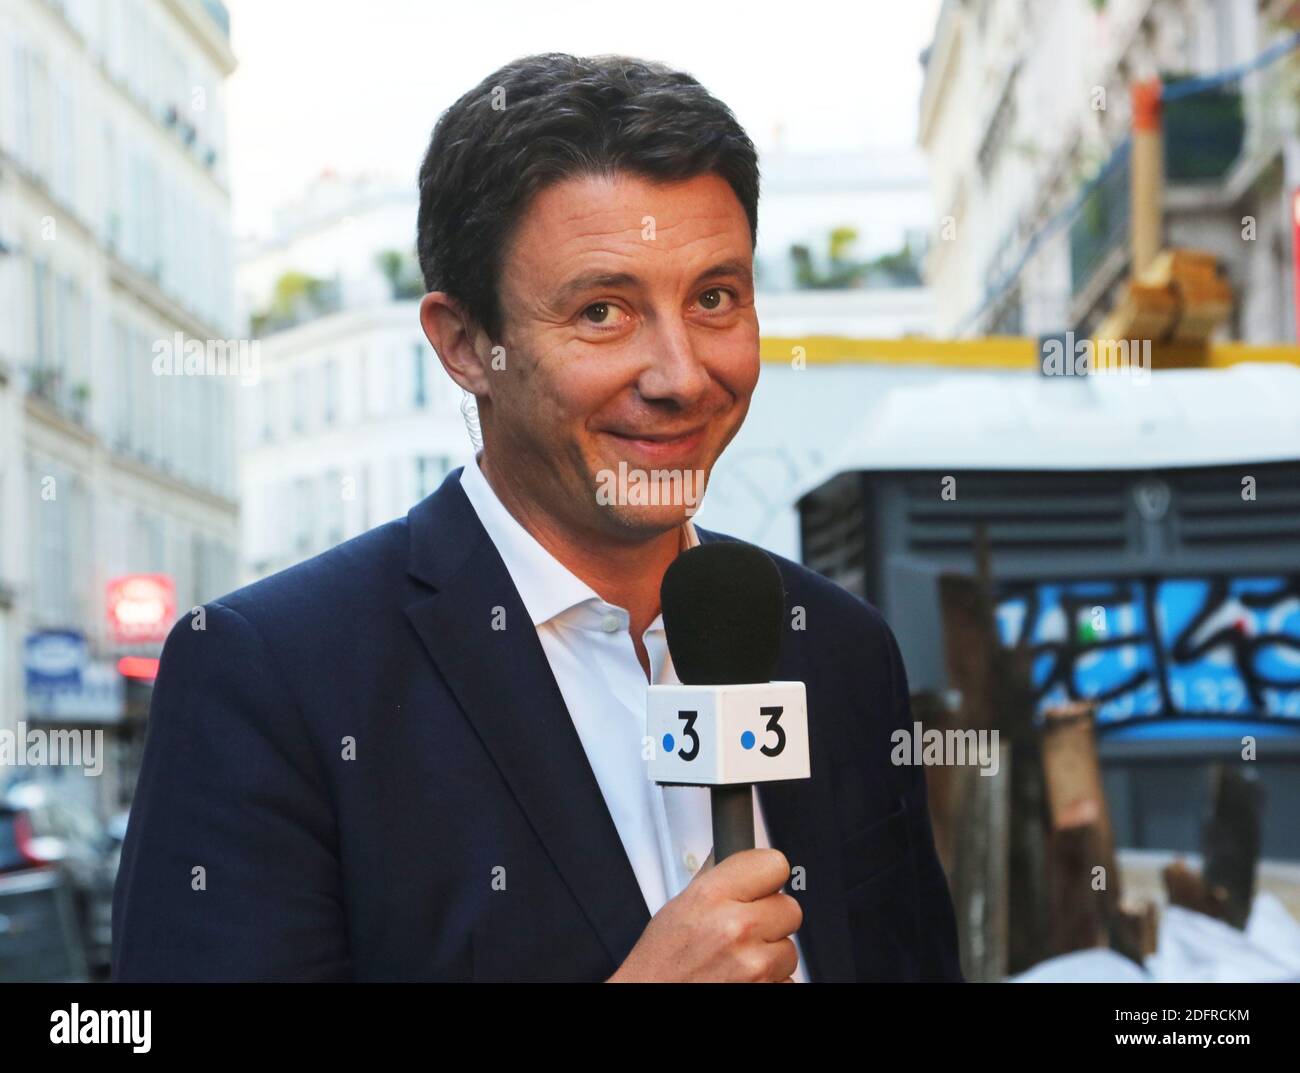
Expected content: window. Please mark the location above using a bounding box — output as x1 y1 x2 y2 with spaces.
53 82 75 207
112 319 131 449
358 348 369 417
292 369 308 434
149 330 164 463
32 260 49 370
261 378 275 442
322 361 339 426
293 477 315 555
412 343 427 408
359 463 371 529
30 53 51 181
53 275 70 378
103 120 120 249
30 459 69 625
193 533 209 609
323 470 344 546
131 328 151 457
11 40 33 165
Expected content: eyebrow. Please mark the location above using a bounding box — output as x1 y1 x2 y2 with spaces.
550 259 754 308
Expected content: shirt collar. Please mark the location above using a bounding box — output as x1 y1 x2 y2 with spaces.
458 451 699 630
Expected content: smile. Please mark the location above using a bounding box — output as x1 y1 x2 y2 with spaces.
600 426 707 463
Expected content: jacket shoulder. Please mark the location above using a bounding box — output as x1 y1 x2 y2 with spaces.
207 515 412 629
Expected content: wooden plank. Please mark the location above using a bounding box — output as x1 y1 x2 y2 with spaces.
936 533 1048 974
1162 765 1262 929
1163 858 1231 922
1201 764 1263 929
1041 703 1114 955
948 741 1010 982
915 689 1009 982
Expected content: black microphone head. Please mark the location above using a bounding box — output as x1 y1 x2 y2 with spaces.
660 542 785 685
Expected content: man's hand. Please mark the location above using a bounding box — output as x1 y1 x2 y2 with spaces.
605 848 802 982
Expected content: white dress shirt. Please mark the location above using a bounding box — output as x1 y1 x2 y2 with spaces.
458 453 809 982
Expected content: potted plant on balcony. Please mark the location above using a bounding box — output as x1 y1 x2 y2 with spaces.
71 382 91 421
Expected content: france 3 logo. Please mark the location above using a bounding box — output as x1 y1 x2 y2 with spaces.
647 682 810 786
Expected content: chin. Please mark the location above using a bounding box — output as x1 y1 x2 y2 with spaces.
597 500 698 539
591 460 709 521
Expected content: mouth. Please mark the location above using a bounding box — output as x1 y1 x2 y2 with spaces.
599 425 709 464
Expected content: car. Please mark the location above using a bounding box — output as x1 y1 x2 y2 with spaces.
0 782 119 978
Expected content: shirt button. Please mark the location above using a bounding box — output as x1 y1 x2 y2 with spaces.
684 851 700 873
600 612 621 633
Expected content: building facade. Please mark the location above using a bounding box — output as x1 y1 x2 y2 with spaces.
919 0 1300 342
0 0 239 817
754 148 934 294
0 358 19 734
238 303 474 581
236 174 475 583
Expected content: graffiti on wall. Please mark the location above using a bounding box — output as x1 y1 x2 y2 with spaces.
994 576 1300 723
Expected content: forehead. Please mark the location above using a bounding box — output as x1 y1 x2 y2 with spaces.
503 171 752 280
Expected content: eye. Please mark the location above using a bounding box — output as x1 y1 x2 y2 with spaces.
581 301 629 327
697 287 735 312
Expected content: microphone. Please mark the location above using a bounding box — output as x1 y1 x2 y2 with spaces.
652 542 810 863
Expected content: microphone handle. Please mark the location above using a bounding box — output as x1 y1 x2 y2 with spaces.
710 783 755 863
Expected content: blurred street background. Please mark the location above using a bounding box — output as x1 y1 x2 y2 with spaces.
0 0 1297 982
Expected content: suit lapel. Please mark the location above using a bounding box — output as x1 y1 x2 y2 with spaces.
404 471 651 972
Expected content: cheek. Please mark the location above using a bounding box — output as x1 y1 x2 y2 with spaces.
548 360 629 428
507 344 594 430
713 342 760 402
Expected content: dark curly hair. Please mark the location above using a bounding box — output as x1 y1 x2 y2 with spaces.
416 52 760 344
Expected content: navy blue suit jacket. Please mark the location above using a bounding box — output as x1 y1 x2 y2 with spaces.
112 468 962 982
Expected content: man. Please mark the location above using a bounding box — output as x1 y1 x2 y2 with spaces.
112 53 962 982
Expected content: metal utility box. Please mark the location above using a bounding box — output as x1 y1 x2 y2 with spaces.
797 460 1300 858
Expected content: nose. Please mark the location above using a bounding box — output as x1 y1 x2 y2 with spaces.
635 319 711 408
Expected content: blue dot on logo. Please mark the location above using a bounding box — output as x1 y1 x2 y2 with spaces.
741 731 756 750
662 733 675 752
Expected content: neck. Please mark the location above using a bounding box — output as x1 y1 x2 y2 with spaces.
477 450 682 637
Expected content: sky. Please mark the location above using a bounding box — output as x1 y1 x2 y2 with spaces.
224 0 943 239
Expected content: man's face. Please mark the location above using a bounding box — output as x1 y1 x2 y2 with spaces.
482 170 759 543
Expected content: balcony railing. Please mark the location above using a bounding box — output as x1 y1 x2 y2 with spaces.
250 278 344 338
1069 143 1132 300
1069 80 1246 298
26 366 91 427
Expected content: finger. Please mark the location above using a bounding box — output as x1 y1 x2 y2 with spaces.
752 891 803 942
764 937 799 982
705 847 791 902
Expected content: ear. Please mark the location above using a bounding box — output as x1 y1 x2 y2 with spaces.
419 291 495 397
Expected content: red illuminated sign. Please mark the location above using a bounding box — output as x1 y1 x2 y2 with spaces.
117 656 161 681
106 574 176 644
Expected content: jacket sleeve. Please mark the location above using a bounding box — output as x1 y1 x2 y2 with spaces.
879 616 966 982
111 601 350 981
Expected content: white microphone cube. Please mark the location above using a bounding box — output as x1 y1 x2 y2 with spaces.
647 681 809 786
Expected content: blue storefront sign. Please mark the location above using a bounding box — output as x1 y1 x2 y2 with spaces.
23 630 89 693
26 660 125 722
